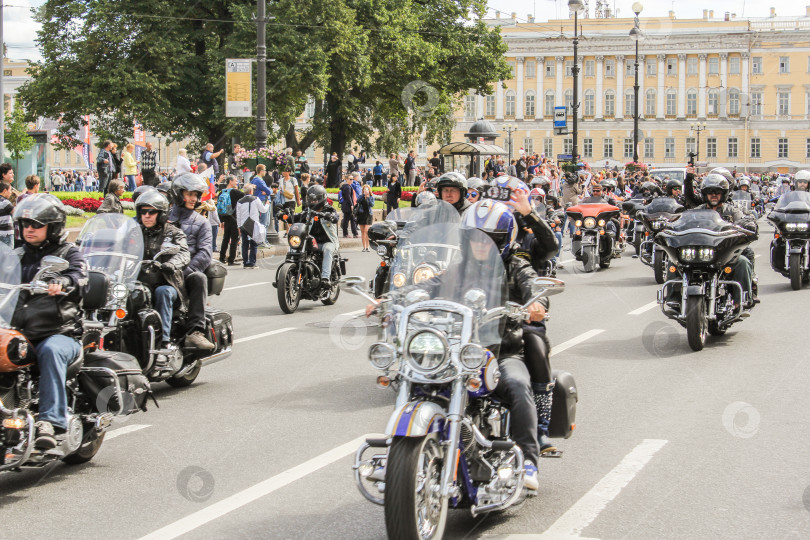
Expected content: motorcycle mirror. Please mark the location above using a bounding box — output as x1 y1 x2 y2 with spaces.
531 277 565 295
339 276 379 305
40 256 70 274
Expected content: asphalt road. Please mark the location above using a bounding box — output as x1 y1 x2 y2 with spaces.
2 223 810 540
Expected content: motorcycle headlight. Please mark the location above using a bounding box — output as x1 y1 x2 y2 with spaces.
288 235 302 248
460 343 486 370
680 247 697 262
575 220 582 227
376 245 388 257
697 248 716 261
798 223 810 231
412 264 436 284
597 219 606 227
392 272 406 288
405 330 449 376
368 342 396 370
583 217 596 229
786 222 809 232
111 282 128 300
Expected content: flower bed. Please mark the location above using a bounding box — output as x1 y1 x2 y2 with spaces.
52 191 133 201
61 197 103 212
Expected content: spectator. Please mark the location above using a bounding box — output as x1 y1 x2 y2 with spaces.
52 170 64 192
326 153 342 189
284 148 295 175
121 143 138 191
249 164 274 234
176 148 192 175
386 173 402 216
356 183 375 252
404 150 416 187
228 144 242 176
295 150 310 181
0 163 14 188
271 183 284 233
339 175 358 238
373 161 384 186
200 143 223 175
507 159 518 177
351 171 363 202
388 153 401 182
141 142 158 186
363 168 374 186
300 173 311 210
17 175 40 203
516 155 527 179
0 181 13 248
110 143 122 180
279 168 300 215
346 149 358 173
97 179 125 214
236 183 267 269
429 151 442 173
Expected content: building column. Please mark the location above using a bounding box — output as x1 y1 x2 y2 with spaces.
677 53 686 119
719 52 728 119
616 54 625 120
496 80 504 120
536 56 545 120
595 55 604 120
741 52 750 116
638 54 645 117
698 53 707 119
516 57 525 120
476 93 485 119
577 58 584 120
555 55 564 106
657 54 666 119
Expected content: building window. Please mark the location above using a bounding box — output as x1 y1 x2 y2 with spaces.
665 137 675 158
486 95 495 116
464 95 476 119
751 137 761 158
646 58 656 76
686 137 696 156
604 90 615 117
526 60 536 78
706 137 717 159
603 138 613 158
605 59 615 77
584 60 594 76
708 57 719 75
545 60 554 78
544 91 555 116
750 92 763 116
544 137 553 157
666 89 677 116
507 61 515 78
687 58 698 75
686 90 697 116
584 90 594 116
778 91 790 116
729 56 740 74
728 137 738 158
806 138 810 159
645 89 656 116
2 70 10 77
305 99 315 119
523 138 534 155
505 90 516 116
565 61 574 77
625 59 634 77
625 90 635 117
778 138 789 158
666 57 677 75
565 89 573 114
752 57 763 75
807 56 810 73
624 138 634 158
644 138 654 159
563 138 573 154
525 90 535 117
728 89 740 116
708 89 719 116
583 138 593 158
417 138 427 155
806 92 810 116
779 56 790 74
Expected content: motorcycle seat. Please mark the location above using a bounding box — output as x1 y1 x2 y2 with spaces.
66 349 85 380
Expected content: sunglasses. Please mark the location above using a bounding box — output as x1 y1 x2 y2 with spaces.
704 189 723 196
20 219 46 230
139 209 160 216
466 190 479 198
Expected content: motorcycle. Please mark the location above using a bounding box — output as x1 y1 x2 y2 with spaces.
656 209 758 351
273 208 347 313
638 197 685 284
77 214 233 387
767 191 810 290
566 200 622 272
0 244 150 470
368 207 419 299
730 191 756 218
344 221 576 540
622 198 647 257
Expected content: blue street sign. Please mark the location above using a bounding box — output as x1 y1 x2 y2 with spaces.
554 106 567 128
557 154 573 161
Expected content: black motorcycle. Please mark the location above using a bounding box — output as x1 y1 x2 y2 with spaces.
638 197 685 284
78 214 233 388
274 208 346 313
622 198 648 256
767 191 810 290
656 209 758 351
368 208 416 298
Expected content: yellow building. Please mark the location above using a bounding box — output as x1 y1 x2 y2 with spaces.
452 9 810 173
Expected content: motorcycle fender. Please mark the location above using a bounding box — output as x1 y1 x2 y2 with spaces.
788 243 805 255
580 235 596 246
385 400 446 438
685 285 704 297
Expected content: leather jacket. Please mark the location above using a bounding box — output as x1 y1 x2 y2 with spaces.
138 221 192 310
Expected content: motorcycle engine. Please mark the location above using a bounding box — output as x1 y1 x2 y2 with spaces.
62 413 84 455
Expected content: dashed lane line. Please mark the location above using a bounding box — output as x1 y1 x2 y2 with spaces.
233 327 296 344
105 424 150 441
223 281 270 291
627 301 658 315
550 329 605 358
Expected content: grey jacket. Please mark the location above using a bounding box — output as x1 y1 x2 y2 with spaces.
97 193 123 214
168 206 212 275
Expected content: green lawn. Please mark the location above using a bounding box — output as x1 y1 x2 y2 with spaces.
66 209 136 229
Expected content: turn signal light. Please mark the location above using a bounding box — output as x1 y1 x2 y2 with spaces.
669 266 676 273
466 377 482 391
282 215 288 220
570 423 576 431
3 418 25 430
724 267 732 274
380 261 386 267
600 230 605 235
115 309 127 319
774 233 780 239
376 375 391 388
314 216 319 221
575 230 581 236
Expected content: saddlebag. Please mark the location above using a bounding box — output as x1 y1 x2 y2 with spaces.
549 370 577 439
79 351 152 414
205 260 228 296
205 308 233 352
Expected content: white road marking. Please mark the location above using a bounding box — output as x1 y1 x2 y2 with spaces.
627 301 658 315
340 309 366 317
559 258 575 264
233 327 295 344
542 439 668 538
138 434 376 540
755 254 761 259
105 424 150 441
550 329 604 358
223 281 270 291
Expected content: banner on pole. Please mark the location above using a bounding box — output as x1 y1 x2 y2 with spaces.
226 59 252 117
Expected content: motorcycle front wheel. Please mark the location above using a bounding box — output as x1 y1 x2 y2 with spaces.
385 435 448 540
653 250 666 285
685 296 707 351
789 253 803 291
582 245 597 273
277 263 301 313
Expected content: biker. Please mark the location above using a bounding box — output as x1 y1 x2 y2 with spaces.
301 184 340 289
167 173 215 350
528 187 564 270
466 177 486 203
795 170 810 192
737 178 751 192
134 191 192 351
435 172 470 214
580 183 620 248
10 194 88 450
413 191 438 207
664 179 685 205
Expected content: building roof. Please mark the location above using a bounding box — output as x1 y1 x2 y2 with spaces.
439 142 507 156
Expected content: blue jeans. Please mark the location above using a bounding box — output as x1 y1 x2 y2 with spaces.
211 224 218 251
241 230 257 266
318 241 336 279
125 175 136 191
554 231 563 259
155 285 178 343
36 334 80 430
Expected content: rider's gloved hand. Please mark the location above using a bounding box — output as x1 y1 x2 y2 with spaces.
45 275 70 296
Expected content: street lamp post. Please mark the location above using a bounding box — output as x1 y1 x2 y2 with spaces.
256 0 268 149
504 123 516 164
157 137 162 173
630 3 643 164
690 122 707 168
568 0 583 162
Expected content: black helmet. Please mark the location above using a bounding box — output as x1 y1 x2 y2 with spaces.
156 181 172 195
435 172 468 199
530 176 551 190
700 174 730 205
13 194 67 244
170 173 208 208
665 179 683 196
132 185 157 203
600 179 617 192
306 184 328 210
640 181 662 197
135 190 171 226
710 167 735 189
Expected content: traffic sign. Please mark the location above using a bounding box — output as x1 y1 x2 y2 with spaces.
557 154 573 161
554 106 567 128
226 59 252 118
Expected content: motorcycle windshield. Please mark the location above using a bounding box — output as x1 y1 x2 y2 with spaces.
644 197 684 214
77 213 144 286
731 192 753 203
385 207 418 229
0 243 21 327
775 191 810 211
670 209 733 233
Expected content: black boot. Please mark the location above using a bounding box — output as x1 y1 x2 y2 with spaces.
532 381 559 457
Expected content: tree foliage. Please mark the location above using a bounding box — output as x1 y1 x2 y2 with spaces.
5 107 36 162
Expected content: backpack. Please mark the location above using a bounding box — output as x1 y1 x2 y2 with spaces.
217 188 234 216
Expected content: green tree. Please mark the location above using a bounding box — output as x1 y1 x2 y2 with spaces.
4 107 36 181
